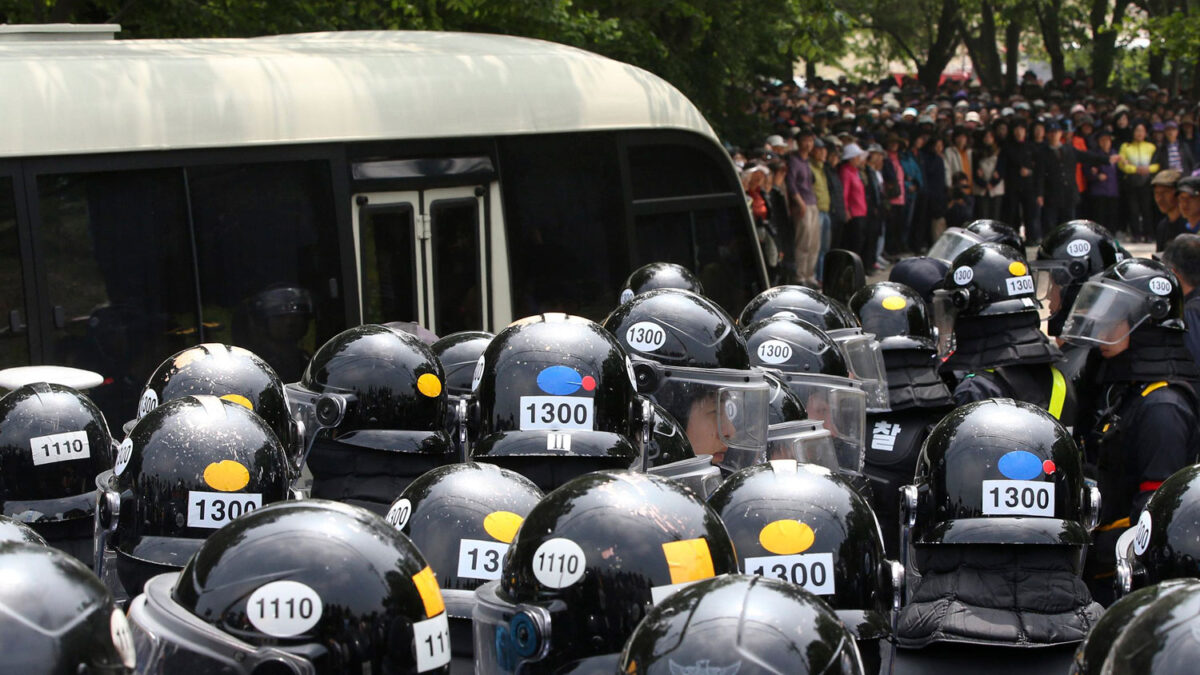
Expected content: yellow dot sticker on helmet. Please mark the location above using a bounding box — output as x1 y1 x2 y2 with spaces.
483 511 524 543
661 538 716 585
412 566 446 618
881 296 908 311
417 373 442 398
759 519 815 555
1009 261 1027 276
219 394 253 411
203 460 250 492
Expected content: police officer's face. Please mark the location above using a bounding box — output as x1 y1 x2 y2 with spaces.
686 395 729 464
805 393 837 437
1047 281 1064 313
1099 321 1131 358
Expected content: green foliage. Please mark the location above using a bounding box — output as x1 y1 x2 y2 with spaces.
0 0 857 139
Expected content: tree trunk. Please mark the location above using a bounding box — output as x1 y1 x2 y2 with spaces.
806 60 818 81
1005 15 1021 93
1148 51 1165 87
917 0 963 90
1089 0 1132 92
1036 0 1067 83
963 0 1005 90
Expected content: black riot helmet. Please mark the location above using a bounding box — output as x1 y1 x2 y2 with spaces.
927 220 1022 264
966 219 1023 250
1100 581 1200 675
764 369 806 424
644 399 696 468
739 285 859 331
1116 464 1200 596
849 282 936 351
386 463 542 657
619 262 704 305
0 542 137 674
1061 258 1186 348
430 330 493 397
288 323 451 455
617 575 866 675
932 243 1055 365
127 499 452 674
709 460 899 668
97 395 291 599
1069 578 1200 675
603 290 770 471
744 317 866 474
135 343 298 472
472 470 738 674
0 513 48 545
471 314 643 491
741 287 888 412
1032 220 1124 335
0 382 113 561
902 399 1099 548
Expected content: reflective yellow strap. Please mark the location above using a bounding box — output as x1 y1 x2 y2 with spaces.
1048 367 1066 420
1142 381 1169 397
1097 517 1131 532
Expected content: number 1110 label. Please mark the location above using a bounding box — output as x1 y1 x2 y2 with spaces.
412 613 451 672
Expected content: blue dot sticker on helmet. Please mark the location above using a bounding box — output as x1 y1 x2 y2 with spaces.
536 366 592 396
998 450 1044 480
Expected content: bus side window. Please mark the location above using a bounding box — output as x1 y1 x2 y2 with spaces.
634 208 757 314
35 169 197 429
187 161 342 382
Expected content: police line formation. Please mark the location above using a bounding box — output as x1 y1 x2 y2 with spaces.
4 218 1200 674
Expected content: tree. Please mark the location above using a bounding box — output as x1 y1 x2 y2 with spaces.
847 0 963 90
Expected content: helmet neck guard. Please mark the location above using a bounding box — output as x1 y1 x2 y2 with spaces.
883 349 954 410
1101 326 1200 384
945 313 1061 370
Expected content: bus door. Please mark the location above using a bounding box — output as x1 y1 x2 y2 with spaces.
0 168 31 371
355 185 488 336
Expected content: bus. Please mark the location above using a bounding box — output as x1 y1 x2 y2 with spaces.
0 26 767 425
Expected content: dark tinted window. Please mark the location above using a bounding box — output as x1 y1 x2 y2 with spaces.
500 134 627 320
634 207 762 313
360 204 417 326
0 178 28 369
429 197 482 334
627 143 734 200
36 169 196 427
188 161 343 382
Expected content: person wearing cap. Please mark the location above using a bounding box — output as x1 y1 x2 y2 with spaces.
786 127 820 287
863 143 889 271
1087 127 1122 232
1152 120 1195 175
839 143 869 260
765 134 788 157
1153 169 1185 251
1162 233 1200 366
964 110 981 130
1177 176 1200 236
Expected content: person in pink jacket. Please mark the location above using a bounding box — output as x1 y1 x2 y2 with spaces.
839 143 869 257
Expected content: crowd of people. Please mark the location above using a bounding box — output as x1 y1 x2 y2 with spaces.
736 69 1200 286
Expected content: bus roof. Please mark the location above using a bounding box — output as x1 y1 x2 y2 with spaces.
0 30 717 159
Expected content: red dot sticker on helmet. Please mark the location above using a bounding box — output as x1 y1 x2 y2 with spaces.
1043 460 1056 475
581 376 596 391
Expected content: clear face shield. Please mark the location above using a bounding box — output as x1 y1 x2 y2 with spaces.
930 289 965 360
634 361 770 469
128 574 319 675
775 373 866 473
1060 279 1154 346
720 419 841 473
473 581 560 673
927 227 983 263
1029 259 1083 314
828 328 890 411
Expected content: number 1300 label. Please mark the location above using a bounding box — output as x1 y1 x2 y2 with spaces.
982 479 1054 517
458 538 507 580
412 613 451 672
745 552 835 595
188 491 262 529
519 396 593 430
